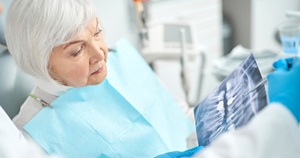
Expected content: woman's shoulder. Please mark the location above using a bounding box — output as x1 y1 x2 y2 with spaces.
13 87 57 130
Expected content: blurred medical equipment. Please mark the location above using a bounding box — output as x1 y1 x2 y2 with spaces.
223 16 233 56
286 10 300 19
142 22 206 107
132 0 148 46
213 45 278 81
274 11 300 46
132 0 207 107
278 21 300 54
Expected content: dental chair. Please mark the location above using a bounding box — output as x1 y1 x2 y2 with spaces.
0 1 34 118
0 48 34 119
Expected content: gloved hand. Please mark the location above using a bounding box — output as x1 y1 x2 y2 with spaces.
154 146 204 158
271 58 294 71
267 57 300 122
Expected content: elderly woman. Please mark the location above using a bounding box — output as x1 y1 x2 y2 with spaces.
5 0 300 158
8 0 108 128
5 0 196 157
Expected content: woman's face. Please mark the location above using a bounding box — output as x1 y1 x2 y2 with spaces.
49 18 108 87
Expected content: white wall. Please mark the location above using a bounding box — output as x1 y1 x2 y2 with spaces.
94 1 139 49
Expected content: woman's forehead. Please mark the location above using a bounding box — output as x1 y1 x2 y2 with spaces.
83 18 98 34
61 18 99 45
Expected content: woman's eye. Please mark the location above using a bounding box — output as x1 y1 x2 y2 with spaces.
72 47 82 57
94 29 102 37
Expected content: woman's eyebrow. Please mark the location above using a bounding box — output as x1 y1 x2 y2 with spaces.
63 19 98 49
63 40 84 49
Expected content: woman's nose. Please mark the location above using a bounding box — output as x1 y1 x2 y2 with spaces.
89 43 105 64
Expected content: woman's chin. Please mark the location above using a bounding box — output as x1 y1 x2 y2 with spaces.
87 73 107 86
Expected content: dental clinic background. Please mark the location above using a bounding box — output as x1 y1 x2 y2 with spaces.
93 0 300 107
0 0 298 122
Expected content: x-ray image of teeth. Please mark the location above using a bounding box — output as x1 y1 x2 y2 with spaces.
194 53 267 146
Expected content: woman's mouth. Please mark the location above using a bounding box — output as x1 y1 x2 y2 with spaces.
91 66 104 75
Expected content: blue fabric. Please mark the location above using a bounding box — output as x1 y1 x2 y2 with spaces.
267 57 300 122
24 38 194 158
154 146 204 158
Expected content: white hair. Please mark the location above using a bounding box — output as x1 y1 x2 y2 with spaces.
5 0 97 87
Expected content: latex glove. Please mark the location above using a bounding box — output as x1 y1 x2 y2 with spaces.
154 146 204 158
267 57 300 122
272 58 294 70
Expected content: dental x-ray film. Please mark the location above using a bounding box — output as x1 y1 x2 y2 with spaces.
194 53 267 146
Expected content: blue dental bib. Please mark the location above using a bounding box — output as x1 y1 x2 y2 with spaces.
24 38 194 158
